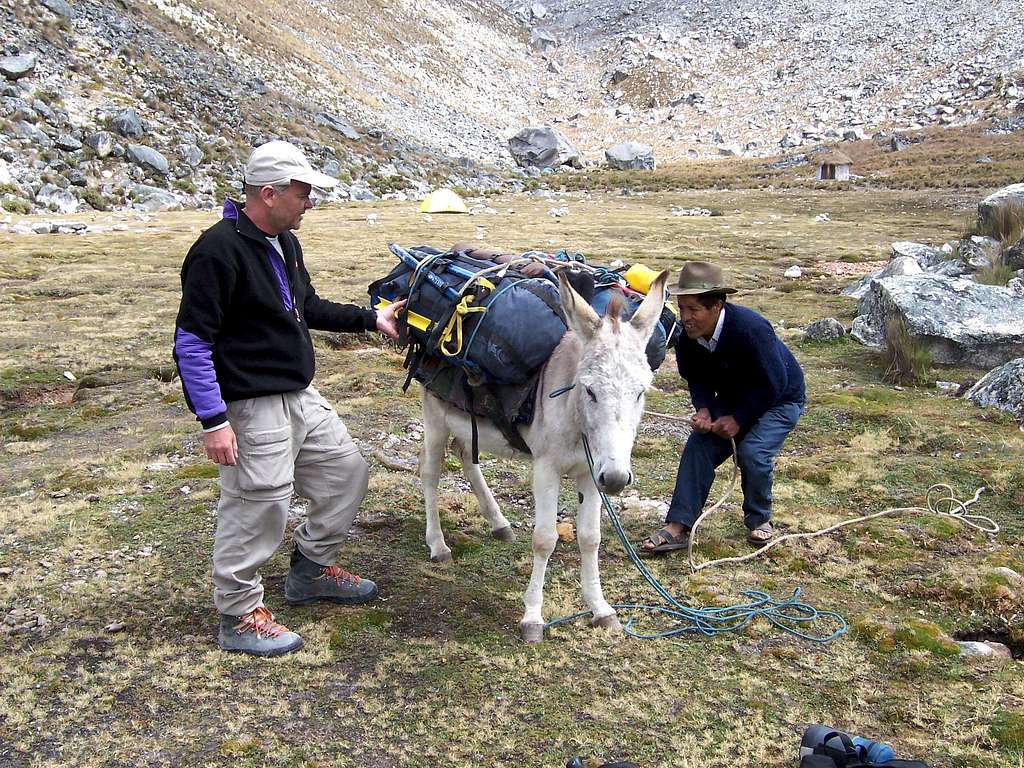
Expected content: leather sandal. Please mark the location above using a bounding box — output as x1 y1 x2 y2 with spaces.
638 526 691 556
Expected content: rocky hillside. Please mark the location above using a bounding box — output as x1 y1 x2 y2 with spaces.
1 0 1023 217
0 0 542 215
507 0 1024 161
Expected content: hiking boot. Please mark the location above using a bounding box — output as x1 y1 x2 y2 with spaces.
285 547 378 606
218 606 304 657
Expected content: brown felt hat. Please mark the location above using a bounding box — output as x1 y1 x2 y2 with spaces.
667 261 738 296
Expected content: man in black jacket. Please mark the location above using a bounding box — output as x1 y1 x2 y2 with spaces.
174 140 404 655
641 262 805 555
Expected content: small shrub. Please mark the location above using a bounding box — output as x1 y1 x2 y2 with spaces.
1 198 31 215
974 255 1015 286
881 316 933 386
972 200 1024 250
79 187 110 212
991 710 1024 750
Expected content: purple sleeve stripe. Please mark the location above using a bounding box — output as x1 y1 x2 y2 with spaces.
174 327 226 420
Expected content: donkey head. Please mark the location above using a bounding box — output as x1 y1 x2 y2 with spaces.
558 270 669 495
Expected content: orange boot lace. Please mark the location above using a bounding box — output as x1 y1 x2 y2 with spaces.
233 606 291 639
319 565 361 586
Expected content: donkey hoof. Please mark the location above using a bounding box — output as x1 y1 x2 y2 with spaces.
430 549 453 564
520 622 545 643
590 613 623 634
491 525 516 543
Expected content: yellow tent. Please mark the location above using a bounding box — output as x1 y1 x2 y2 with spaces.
420 188 469 214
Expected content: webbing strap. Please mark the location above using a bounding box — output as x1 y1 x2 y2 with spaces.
439 294 488 358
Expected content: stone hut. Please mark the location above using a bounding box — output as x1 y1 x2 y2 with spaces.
815 149 852 181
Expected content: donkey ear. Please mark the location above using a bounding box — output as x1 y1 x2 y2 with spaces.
558 270 601 341
630 270 669 339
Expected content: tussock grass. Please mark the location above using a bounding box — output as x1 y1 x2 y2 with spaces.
0 191 1021 767
881 317 934 387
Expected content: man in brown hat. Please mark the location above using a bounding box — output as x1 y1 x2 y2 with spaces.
641 262 805 553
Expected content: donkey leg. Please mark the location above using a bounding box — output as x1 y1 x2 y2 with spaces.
421 395 453 563
520 462 559 643
575 473 622 634
452 440 514 542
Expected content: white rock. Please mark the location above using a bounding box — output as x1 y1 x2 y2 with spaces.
784 265 802 278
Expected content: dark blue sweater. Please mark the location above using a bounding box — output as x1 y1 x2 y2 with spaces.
675 303 805 430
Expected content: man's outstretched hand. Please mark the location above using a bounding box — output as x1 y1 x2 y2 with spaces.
375 299 407 341
710 415 740 440
204 425 237 466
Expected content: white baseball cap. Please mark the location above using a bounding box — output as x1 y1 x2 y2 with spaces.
244 140 338 189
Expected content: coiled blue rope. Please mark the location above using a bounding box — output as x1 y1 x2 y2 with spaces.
544 435 848 643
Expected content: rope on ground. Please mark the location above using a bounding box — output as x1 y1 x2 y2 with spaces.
546 434 850 643
547 412 1000 643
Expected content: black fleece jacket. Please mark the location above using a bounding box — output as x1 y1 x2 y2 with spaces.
174 200 377 429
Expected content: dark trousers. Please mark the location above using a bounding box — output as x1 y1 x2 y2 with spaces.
666 401 803 530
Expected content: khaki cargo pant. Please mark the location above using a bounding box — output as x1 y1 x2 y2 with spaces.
213 386 369 617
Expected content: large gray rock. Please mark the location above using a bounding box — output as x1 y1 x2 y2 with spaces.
111 108 144 139
841 256 922 299
126 144 169 175
851 275 1024 368
804 318 846 341
85 131 113 158
927 258 970 278
978 183 1024 230
10 119 51 147
960 235 1002 271
605 141 655 170
0 54 37 81
966 357 1024 422
34 183 79 214
178 143 203 168
508 126 581 169
314 112 360 140
530 28 558 52
54 134 82 152
891 241 941 268
1003 237 1024 271
132 184 182 212
41 0 75 17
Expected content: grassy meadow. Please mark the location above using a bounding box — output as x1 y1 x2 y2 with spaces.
0 186 1022 767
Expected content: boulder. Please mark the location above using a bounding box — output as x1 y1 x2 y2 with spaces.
804 318 846 341
41 0 74 17
0 54 37 81
178 143 203 168
530 28 558 53
508 126 581 169
605 141 655 170
960 235 1002 270
313 112 360 140
34 183 79 214
927 258 970 278
10 120 52 147
1003 237 1024 270
132 185 182 212
54 134 82 152
1008 277 1024 297
111 108 144 139
85 131 113 158
126 143 169 175
851 275 1024 368
966 357 1024 421
977 183 1024 230
841 256 922 299
891 241 941 268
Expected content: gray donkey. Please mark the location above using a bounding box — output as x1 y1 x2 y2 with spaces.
418 270 669 642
